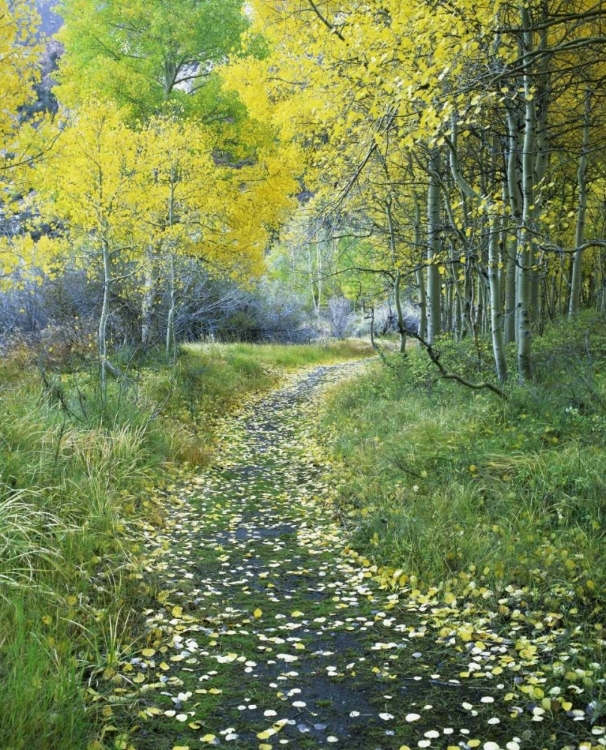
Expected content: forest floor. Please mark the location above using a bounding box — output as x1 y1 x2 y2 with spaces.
111 361 603 750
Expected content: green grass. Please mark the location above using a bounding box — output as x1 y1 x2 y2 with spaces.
319 316 606 721
322 315 606 627
143 339 372 465
0 338 371 749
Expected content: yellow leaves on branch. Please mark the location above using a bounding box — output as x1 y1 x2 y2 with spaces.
27 103 298 281
0 0 43 140
33 104 140 251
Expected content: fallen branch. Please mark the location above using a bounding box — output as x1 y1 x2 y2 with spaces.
401 326 508 399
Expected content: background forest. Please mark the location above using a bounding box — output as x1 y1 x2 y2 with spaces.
1 1 606 749
1 1 606 384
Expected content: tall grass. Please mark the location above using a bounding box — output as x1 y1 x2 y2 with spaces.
323 315 606 601
0 338 371 748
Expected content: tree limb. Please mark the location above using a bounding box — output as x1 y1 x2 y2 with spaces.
403 326 508 399
307 0 346 41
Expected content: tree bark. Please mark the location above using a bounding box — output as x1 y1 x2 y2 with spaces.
488 225 508 382
386 199 406 354
165 172 177 362
141 243 155 348
166 249 177 362
98 238 111 401
427 148 442 344
569 90 591 317
517 5 536 382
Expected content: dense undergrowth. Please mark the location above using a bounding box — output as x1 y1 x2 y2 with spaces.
0 338 370 750
322 314 606 719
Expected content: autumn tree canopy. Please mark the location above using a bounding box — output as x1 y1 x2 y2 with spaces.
224 0 606 383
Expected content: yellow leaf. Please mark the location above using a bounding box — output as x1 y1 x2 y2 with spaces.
254 608 263 618
201 736 216 744
171 606 183 617
141 648 156 658
257 729 276 740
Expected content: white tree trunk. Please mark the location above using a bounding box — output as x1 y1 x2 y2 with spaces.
98 239 111 401
517 5 536 382
386 200 406 353
413 196 427 341
569 91 591 317
166 249 177 362
488 225 508 382
426 149 442 344
141 243 155 347
165 174 177 362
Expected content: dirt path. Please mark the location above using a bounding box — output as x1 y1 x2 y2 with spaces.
127 363 600 750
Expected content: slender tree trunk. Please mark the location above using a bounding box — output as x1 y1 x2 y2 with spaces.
166 250 177 362
368 305 375 348
141 243 155 348
505 107 522 345
386 200 406 354
451 271 464 341
413 197 427 341
445 277 453 334
427 149 442 344
394 271 406 353
307 246 319 316
488 225 508 382
316 229 325 312
517 6 536 382
166 173 177 362
504 237 517 344
529 5 550 316
569 91 591 317
98 239 111 401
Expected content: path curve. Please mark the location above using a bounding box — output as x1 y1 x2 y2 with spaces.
128 362 589 750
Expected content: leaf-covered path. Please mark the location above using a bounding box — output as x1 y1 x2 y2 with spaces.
129 363 603 750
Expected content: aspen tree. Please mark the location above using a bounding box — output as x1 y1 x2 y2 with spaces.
32 105 140 398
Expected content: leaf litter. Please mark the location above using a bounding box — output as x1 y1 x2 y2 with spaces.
108 363 604 750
